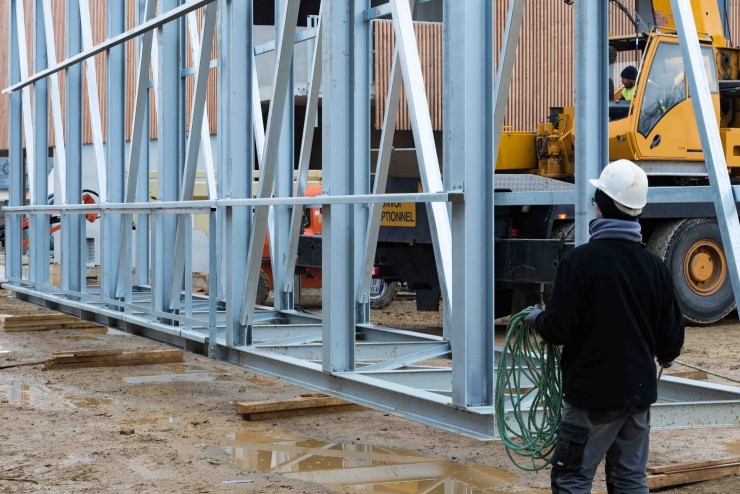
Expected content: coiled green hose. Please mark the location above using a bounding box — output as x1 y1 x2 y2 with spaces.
495 306 563 471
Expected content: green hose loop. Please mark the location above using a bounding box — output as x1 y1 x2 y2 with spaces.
673 359 740 385
495 306 563 471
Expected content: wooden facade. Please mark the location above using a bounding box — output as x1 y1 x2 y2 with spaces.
373 19 443 131
3 1 740 150
0 0 218 151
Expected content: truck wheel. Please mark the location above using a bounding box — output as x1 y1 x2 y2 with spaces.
256 270 270 306
648 219 735 325
370 278 398 309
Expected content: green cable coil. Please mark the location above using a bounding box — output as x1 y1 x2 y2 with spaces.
495 306 563 471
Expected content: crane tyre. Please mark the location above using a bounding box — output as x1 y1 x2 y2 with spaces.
647 219 735 325
370 278 399 309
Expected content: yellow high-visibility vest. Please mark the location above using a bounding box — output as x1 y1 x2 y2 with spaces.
622 86 636 101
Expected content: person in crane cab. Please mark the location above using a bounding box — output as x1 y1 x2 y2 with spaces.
620 65 638 101
524 160 685 494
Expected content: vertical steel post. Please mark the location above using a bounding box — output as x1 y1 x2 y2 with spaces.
136 0 152 288
574 0 608 245
671 0 740 315
220 0 253 345
155 0 182 315
238 0 299 330
353 0 371 324
7 0 23 282
62 0 84 294
167 4 218 309
216 2 227 304
322 1 355 372
447 0 495 409
103 0 126 301
30 0 49 286
273 0 295 311
117 0 156 300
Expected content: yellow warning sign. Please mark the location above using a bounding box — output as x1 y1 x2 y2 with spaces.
381 202 416 227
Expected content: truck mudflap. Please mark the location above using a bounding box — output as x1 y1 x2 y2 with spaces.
495 239 573 284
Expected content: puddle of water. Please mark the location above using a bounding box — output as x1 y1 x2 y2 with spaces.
223 425 535 493
124 362 230 384
721 439 740 455
126 416 177 425
3 383 73 410
0 382 112 410
64 396 113 408
123 373 227 384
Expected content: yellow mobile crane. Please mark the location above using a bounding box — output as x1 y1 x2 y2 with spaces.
493 0 740 324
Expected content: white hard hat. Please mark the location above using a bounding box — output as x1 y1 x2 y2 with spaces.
589 159 648 216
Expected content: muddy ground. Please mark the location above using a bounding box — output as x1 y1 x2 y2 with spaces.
0 290 738 493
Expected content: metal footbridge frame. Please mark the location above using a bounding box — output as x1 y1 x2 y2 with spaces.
2 0 738 440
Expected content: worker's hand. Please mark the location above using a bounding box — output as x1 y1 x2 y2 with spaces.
658 360 674 369
523 304 543 328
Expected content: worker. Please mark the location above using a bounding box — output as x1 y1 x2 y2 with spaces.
524 159 685 494
620 65 638 101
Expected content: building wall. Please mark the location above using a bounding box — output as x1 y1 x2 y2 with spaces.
3 1 740 151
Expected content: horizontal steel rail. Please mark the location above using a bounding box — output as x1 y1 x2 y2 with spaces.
2 192 457 214
3 0 215 94
494 185 740 206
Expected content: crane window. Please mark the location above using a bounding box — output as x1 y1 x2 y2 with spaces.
637 43 687 137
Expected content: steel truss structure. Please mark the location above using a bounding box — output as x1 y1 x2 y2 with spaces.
3 0 739 439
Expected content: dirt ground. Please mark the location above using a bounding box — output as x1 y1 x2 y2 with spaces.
0 291 738 493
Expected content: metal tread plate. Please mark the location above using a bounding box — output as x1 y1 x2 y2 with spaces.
494 174 574 192
635 161 707 177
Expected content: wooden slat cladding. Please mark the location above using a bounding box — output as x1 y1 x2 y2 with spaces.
4 2 740 150
373 20 442 131
0 0 220 151
374 1 740 133
494 0 636 131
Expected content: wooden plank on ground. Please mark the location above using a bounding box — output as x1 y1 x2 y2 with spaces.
0 313 106 332
647 457 740 475
646 457 740 490
0 313 73 324
236 393 364 420
2 322 106 332
44 349 184 369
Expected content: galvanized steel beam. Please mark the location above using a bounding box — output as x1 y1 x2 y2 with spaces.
447 0 495 409
7 0 23 282
321 1 356 372
31 0 49 286
239 0 300 331
61 0 85 293
574 0 608 245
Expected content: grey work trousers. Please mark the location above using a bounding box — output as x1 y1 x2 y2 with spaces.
550 400 650 494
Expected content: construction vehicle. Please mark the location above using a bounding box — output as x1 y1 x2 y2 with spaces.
148 172 397 308
379 0 740 324
500 0 739 324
